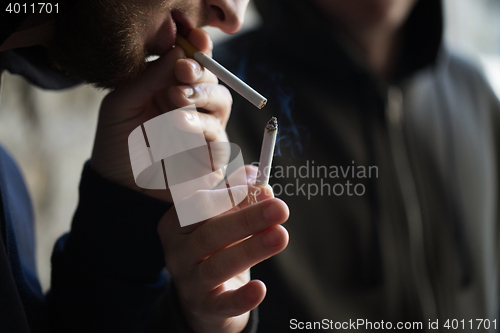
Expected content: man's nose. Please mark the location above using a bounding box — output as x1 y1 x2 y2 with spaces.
206 0 249 34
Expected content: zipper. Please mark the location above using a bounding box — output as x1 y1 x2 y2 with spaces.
385 86 438 326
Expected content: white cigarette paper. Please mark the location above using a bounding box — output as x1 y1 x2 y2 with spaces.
256 117 278 186
175 36 267 109
193 52 267 109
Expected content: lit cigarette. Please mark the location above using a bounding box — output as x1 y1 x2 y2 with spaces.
256 117 278 186
175 35 267 109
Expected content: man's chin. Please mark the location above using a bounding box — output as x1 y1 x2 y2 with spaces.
49 0 149 90
49 48 148 90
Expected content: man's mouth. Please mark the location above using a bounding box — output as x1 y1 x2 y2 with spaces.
146 10 193 56
172 10 193 38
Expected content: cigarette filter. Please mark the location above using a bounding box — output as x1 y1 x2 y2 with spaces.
176 35 267 109
256 117 278 186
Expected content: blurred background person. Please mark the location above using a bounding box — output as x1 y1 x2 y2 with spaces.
215 0 500 331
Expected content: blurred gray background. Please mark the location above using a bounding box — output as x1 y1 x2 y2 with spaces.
0 0 498 292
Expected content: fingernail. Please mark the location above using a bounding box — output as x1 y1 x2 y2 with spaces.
188 60 201 75
264 202 281 222
183 87 194 98
183 110 195 121
264 227 282 247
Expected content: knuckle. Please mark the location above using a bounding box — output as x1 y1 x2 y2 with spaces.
214 120 226 138
242 237 257 262
240 208 255 234
200 258 223 282
204 84 216 102
194 226 218 254
222 86 233 106
194 84 209 103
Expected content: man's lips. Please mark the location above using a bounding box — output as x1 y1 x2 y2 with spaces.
172 10 194 38
147 11 194 56
146 15 176 56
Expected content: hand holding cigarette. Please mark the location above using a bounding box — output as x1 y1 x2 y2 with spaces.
176 35 267 109
91 28 233 202
158 166 289 333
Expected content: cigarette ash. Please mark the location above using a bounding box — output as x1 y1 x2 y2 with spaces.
265 117 278 132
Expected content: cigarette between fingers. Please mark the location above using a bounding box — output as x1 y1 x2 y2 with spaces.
256 117 278 186
175 35 267 109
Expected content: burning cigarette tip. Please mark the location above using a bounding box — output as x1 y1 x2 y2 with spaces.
259 99 268 109
266 117 278 131
256 117 278 187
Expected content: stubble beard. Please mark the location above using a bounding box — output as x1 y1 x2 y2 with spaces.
49 0 166 89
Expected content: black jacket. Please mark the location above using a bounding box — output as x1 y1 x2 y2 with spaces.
216 0 500 331
0 147 173 333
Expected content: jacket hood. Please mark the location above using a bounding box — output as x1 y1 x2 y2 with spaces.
253 0 443 80
0 0 80 89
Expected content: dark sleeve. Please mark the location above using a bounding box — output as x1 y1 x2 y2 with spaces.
47 162 172 333
47 162 259 333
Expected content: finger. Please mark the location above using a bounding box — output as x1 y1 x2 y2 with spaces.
209 280 266 318
187 28 213 57
189 198 289 260
166 107 228 143
157 180 268 241
175 58 218 84
199 112 228 142
168 83 232 125
159 184 266 273
167 109 227 144
197 225 289 290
